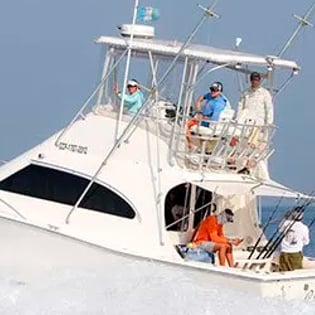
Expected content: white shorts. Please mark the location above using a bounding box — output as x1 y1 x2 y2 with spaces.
197 241 215 252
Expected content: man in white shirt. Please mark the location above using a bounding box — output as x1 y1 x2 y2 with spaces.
279 208 310 271
237 72 273 125
236 72 274 175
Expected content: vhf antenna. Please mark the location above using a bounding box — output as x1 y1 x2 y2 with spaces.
278 2 315 58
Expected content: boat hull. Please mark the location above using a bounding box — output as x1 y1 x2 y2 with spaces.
1 215 315 302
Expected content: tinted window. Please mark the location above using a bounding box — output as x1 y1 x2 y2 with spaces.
0 165 135 219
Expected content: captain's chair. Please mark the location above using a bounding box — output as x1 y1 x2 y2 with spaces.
190 108 235 138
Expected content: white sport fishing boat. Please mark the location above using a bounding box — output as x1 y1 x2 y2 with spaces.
1 1 315 301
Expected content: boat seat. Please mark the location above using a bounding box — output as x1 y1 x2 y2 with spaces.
190 108 235 139
190 124 216 138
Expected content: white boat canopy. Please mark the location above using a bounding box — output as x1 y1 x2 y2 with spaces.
95 36 300 70
191 177 306 198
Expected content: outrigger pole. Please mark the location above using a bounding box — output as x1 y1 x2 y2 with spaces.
114 2 220 147
118 2 220 148
65 3 219 225
247 195 284 260
308 215 315 230
158 4 219 86
278 2 315 58
116 0 139 138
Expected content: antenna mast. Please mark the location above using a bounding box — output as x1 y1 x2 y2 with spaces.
278 2 315 57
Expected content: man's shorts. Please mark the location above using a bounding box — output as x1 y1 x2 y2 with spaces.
279 252 303 271
197 241 216 252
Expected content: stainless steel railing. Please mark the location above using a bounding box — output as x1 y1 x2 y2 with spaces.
169 114 276 174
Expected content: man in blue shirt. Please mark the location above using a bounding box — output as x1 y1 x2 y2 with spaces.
186 81 230 149
114 79 144 114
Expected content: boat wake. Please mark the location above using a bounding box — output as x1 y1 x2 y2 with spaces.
0 219 314 315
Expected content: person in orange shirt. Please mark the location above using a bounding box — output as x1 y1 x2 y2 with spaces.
192 209 243 267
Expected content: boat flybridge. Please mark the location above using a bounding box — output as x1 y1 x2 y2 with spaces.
0 4 314 301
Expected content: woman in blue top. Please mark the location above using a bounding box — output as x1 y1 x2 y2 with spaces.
114 79 144 114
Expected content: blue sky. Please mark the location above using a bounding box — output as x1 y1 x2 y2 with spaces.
0 0 314 193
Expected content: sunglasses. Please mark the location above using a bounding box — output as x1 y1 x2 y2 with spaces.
127 85 137 88
226 215 234 223
210 87 220 92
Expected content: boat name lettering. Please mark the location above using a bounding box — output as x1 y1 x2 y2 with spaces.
57 142 88 154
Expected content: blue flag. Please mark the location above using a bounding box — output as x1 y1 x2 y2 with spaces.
136 6 160 23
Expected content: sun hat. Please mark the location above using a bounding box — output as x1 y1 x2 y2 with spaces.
127 79 140 87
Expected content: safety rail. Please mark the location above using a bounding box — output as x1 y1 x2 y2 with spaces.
170 114 276 174
92 101 276 176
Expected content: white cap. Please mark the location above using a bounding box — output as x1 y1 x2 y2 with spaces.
127 79 140 87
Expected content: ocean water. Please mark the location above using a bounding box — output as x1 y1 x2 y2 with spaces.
1 219 315 315
261 204 315 257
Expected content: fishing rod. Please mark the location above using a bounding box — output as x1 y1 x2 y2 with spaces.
262 206 305 259
247 195 284 260
262 197 314 259
256 206 296 259
256 196 312 259
308 215 315 229
261 196 314 259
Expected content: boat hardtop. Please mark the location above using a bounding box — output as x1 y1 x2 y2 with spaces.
96 34 300 70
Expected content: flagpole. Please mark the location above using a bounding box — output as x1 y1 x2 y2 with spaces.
116 0 139 139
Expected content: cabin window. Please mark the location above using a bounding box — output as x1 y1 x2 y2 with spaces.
165 183 213 231
0 164 135 219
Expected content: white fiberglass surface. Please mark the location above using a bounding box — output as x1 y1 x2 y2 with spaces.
0 219 315 315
